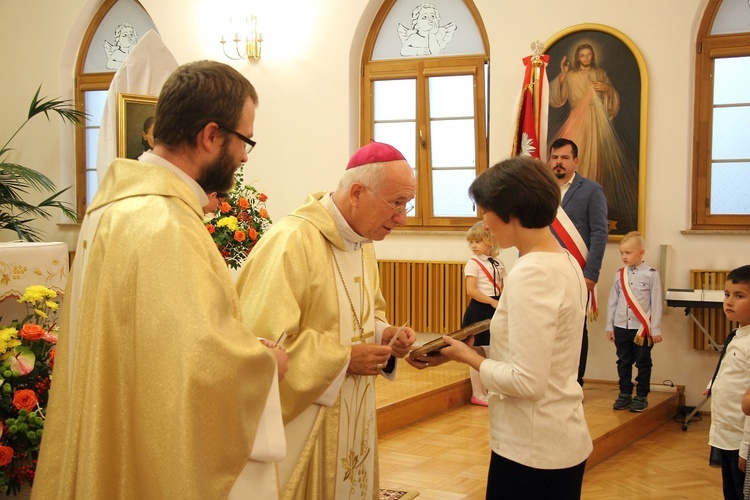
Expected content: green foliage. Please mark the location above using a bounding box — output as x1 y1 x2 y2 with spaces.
0 85 86 241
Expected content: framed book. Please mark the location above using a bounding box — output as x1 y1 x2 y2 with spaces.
408 319 490 359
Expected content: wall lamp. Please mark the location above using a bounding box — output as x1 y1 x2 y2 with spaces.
220 15 263 61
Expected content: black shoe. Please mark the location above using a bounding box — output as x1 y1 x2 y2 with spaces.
613 393 632 410
630 395 648 412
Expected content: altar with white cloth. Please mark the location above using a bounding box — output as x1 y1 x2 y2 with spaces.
0 241 69 322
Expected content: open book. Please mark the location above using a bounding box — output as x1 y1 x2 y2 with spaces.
408 319 491 359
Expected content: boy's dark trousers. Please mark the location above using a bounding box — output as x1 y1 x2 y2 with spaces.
613 326 653 396
717 448 744 499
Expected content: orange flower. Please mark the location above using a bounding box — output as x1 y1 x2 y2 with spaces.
248 228 259 241
19 324 45 341
259 193 268 202
206 225 215 234
0 446 14 466
219 201 232 213
238 197 250 209
49 348 56 368
12 389 38 412
259 208 269 219
234 231 246 242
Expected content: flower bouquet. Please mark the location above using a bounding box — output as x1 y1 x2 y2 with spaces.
204 169 272 270
0 285 59 495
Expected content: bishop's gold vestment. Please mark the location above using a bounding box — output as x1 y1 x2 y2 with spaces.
33 160 278 499
236 193 389 500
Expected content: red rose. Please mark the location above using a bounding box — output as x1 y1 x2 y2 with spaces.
19 324 45 341
259 193 268 202
12 389 38 412
206 225 215 234
0 446 14 466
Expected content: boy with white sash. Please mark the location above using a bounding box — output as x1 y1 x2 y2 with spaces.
605 231 663 412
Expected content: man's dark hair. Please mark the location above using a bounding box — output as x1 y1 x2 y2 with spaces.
469 156 560 228
549 138 578 159
727 265 750 285
154 60 258 150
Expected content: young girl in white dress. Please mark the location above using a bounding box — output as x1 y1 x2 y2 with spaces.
462 221 505 406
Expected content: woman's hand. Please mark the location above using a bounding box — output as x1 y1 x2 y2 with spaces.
441 335 485 370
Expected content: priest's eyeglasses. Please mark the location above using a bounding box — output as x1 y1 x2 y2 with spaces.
217 124 256 155
367 187 414 215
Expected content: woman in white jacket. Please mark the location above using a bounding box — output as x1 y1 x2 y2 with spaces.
410 156 593 499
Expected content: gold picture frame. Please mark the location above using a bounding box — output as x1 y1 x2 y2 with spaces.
545 24 648 239
117 93 158 160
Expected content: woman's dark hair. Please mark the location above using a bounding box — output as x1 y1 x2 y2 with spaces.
469 156 560 228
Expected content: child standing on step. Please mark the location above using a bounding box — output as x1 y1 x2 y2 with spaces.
462 221 505 406
606 231 663 413
708 265 750 500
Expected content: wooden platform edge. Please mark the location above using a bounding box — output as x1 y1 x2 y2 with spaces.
585 385 684 470
377 379 471 436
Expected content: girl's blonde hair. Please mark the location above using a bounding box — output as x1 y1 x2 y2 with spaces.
466 221 499 256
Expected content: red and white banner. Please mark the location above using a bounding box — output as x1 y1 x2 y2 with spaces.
511 54 549 159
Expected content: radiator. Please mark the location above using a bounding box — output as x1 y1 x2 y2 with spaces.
689 269 735 350
377 260 469 334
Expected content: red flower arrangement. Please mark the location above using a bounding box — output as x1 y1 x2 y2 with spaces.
0 285 59 495
204 169 272 270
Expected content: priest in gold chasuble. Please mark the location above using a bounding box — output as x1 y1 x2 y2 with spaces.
237 142 417 500
33 61 286 500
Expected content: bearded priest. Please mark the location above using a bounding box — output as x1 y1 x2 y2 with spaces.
236 142 417 499
33 61 287 499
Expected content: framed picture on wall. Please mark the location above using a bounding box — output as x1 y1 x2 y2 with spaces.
545 24 648 239
117 93 158 160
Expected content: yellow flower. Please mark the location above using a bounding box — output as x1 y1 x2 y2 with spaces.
34 309 48 319
18 285 56 304
0 327 18 340
46 301 59 310
0 327 20 357
217 216 239 231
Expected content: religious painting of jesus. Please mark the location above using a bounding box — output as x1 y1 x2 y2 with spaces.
545 24 648 238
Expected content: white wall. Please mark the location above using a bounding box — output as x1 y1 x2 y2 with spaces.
3 0 746 405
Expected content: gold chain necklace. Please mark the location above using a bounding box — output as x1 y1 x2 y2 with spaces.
330 244 366 343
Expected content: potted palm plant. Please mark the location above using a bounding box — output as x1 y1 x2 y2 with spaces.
0 86 86 241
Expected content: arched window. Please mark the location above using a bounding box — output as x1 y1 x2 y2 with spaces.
692 0 750 229
361 0 489 230
74 0 156 217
